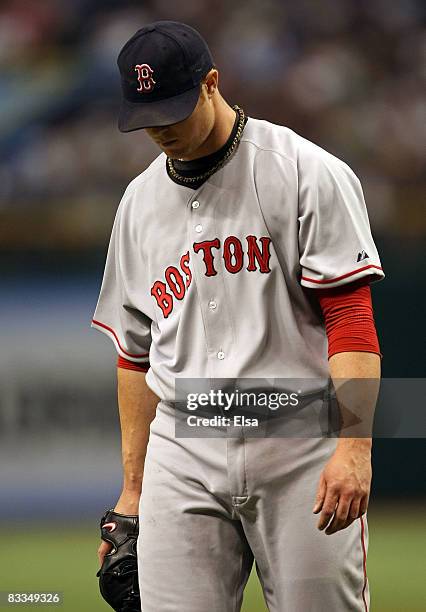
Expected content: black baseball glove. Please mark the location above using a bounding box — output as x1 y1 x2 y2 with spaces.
96 509 141 612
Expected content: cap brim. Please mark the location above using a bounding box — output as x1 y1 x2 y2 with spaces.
118 85 200 132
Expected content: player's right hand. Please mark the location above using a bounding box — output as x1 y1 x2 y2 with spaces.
97 489 141 567
97 539 113 567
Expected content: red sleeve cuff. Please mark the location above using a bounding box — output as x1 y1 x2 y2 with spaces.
315 278 382 359
117 355 150 372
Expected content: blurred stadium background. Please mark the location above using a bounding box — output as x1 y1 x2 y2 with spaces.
0 0 425 610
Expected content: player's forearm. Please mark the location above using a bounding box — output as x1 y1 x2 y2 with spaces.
329 351 381 449
117 367 159 493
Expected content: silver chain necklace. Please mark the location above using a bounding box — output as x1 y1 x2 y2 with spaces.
166 105 245 185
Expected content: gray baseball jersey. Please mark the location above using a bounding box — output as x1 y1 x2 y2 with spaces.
92 117 384 400
92 117 382 611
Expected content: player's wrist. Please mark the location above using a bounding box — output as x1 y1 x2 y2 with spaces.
335 437 372 454
115 488 142 515
121 484 142 496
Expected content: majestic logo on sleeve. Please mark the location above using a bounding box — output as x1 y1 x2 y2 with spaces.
357 250 369 262
134 64 156 92
151 235 272 318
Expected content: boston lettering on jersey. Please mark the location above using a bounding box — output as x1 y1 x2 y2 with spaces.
151 234 271 318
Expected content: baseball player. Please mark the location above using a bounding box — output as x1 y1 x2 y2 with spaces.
93 21 384 612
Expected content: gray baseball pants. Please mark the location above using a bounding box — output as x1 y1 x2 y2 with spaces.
138 401 369 611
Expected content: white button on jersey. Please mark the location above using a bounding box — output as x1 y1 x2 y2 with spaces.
208 300 217 310
191 200 200 209
217 351 225 360
195 224 203 233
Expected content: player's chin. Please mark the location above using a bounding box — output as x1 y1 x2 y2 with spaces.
161 140 192 159
160 140 183 155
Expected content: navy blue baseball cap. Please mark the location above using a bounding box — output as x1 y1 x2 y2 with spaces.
117 21 214 132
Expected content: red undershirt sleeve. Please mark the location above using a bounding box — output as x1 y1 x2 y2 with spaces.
313 278 381 359
117 355 150 373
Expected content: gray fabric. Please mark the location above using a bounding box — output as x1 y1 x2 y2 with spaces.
138 402 369 611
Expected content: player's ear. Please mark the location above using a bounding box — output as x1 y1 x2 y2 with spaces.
203 68 218 98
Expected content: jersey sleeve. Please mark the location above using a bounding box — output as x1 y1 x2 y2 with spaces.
91 190 152 365
297 141 384 289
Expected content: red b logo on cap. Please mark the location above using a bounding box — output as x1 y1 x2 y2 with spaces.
135 64 156 92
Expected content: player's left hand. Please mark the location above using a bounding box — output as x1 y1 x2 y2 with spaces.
313 440 372 535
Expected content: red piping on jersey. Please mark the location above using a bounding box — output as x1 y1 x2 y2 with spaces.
92 319 149 359
302 264 383 284
360 516 369 612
